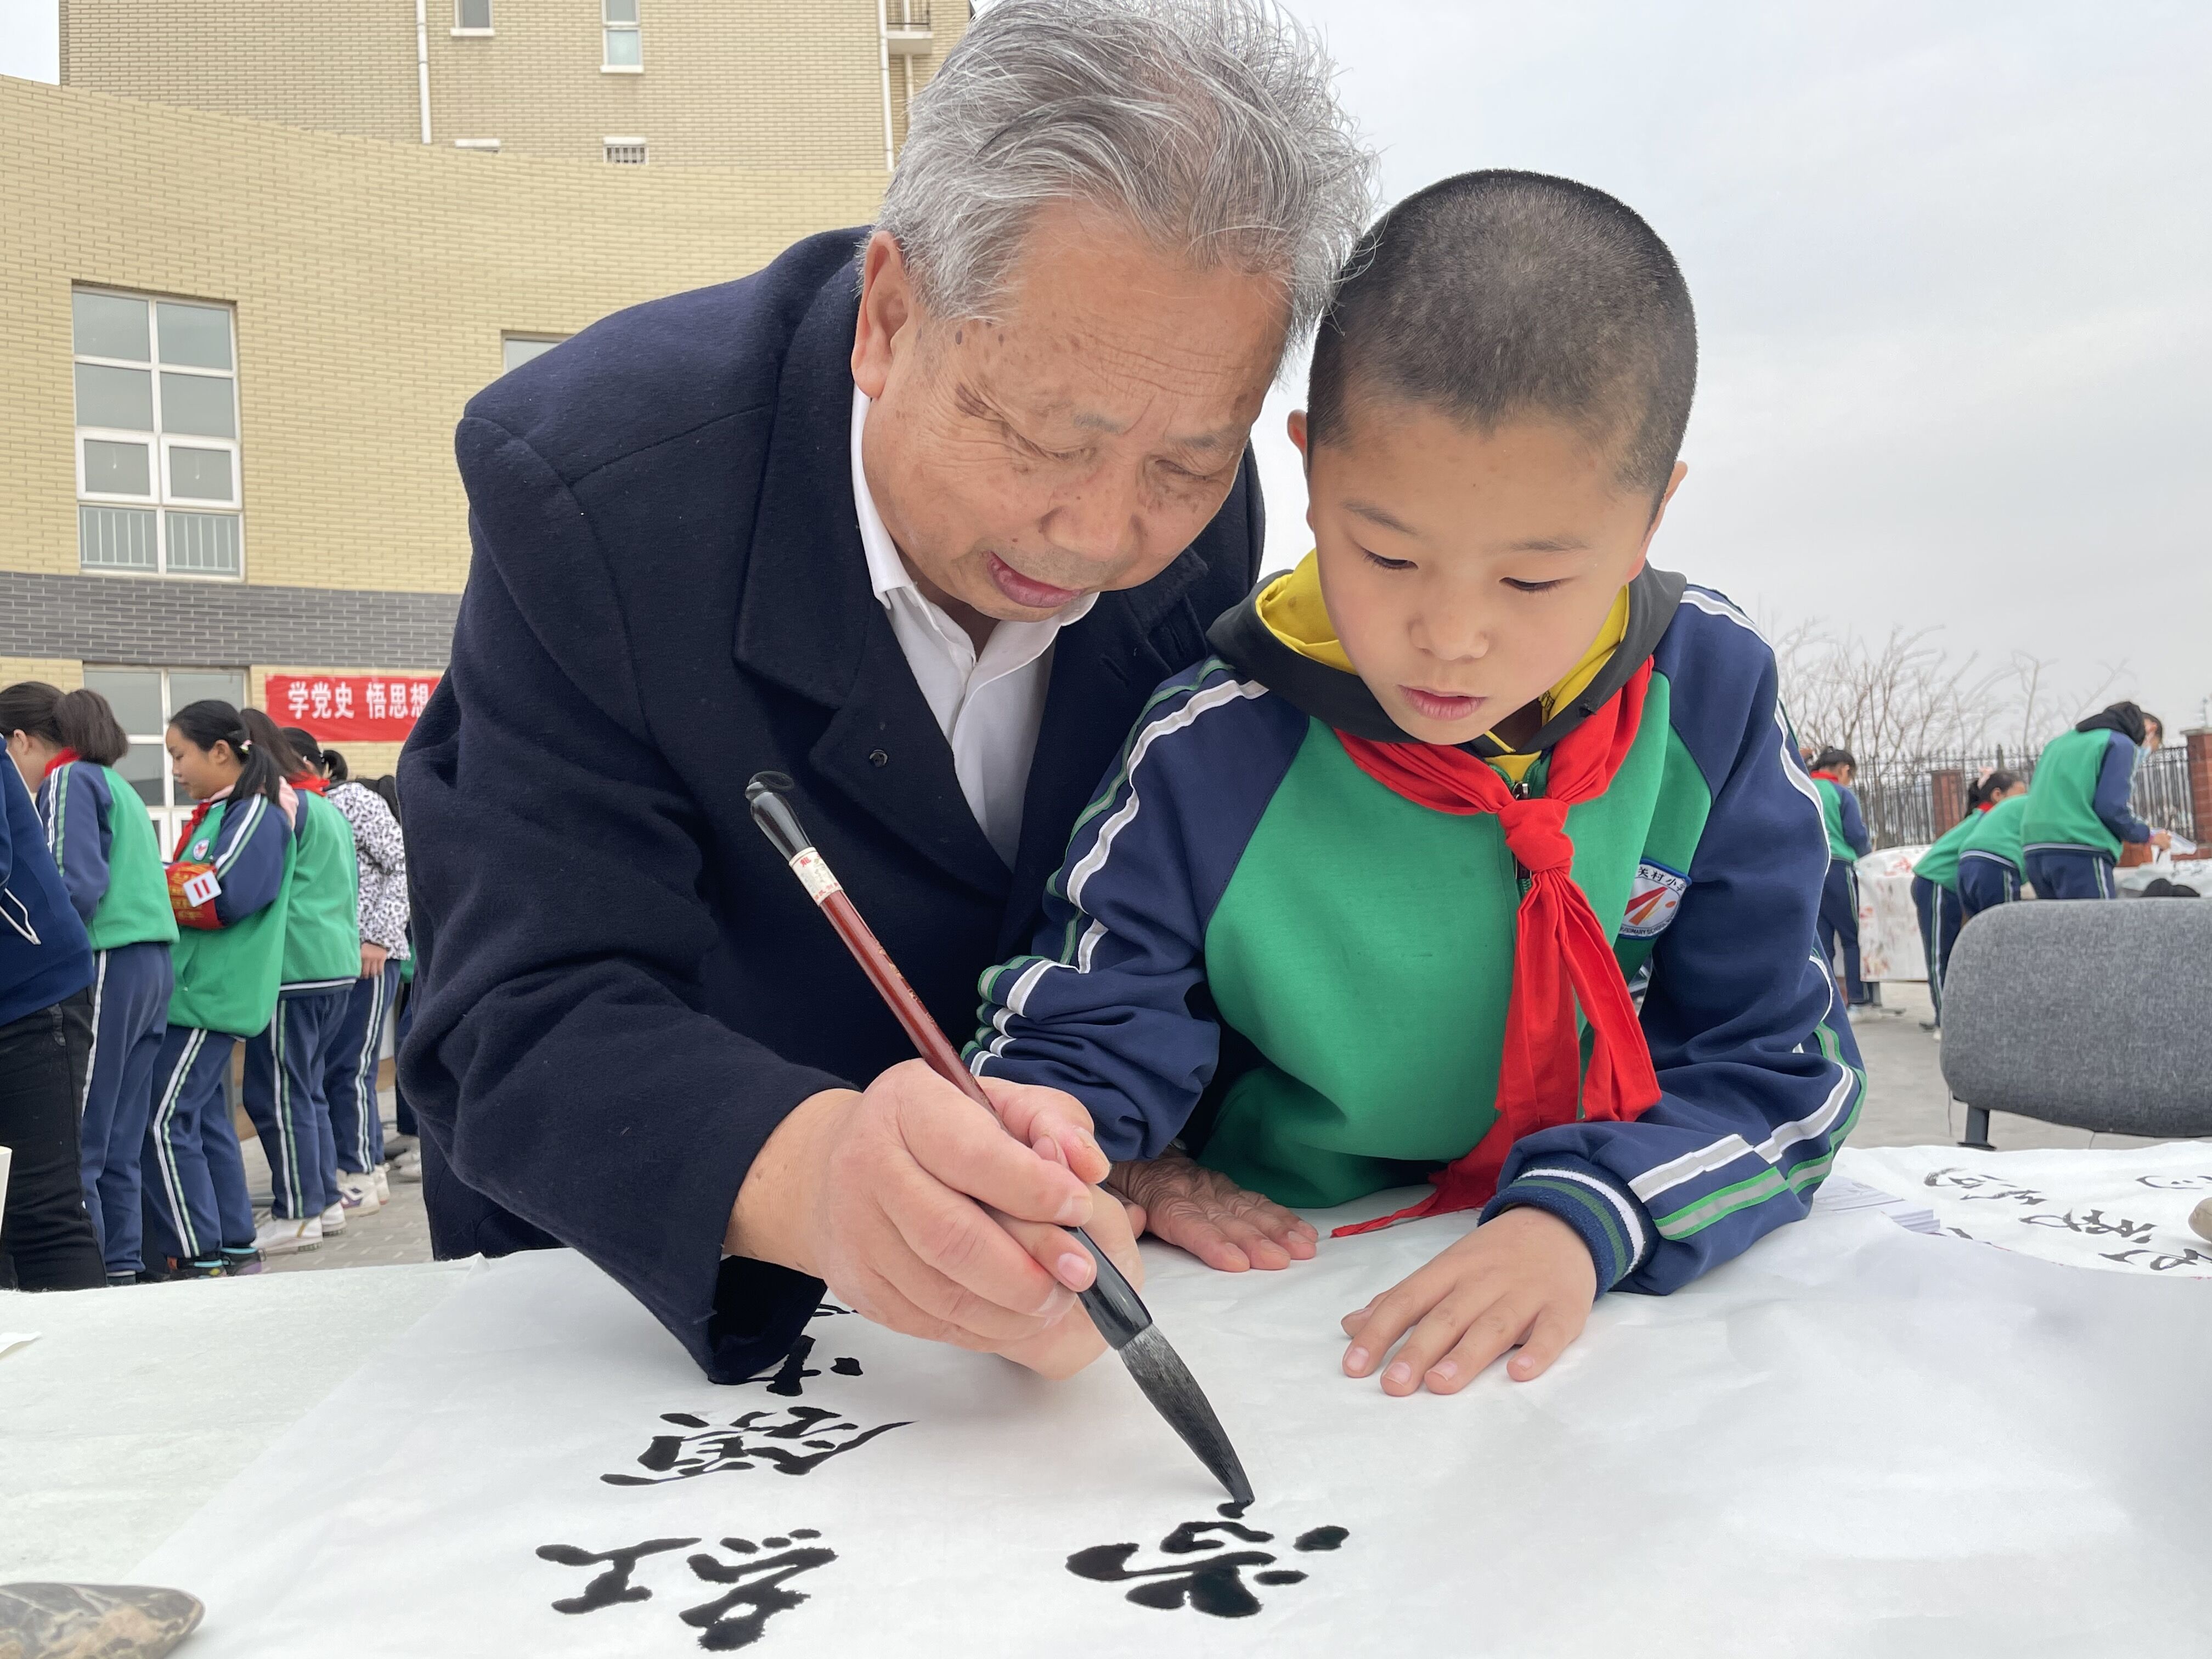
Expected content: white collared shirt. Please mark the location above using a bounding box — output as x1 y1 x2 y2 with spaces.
851 387 1097 866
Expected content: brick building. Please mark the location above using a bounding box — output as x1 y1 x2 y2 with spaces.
3 2 960 844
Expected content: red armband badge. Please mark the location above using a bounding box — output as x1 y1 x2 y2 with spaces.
169 862 223 929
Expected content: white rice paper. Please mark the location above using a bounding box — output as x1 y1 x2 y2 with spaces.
135 1200 2212 1654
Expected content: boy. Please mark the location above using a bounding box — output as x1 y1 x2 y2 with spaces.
966 172 1863 1398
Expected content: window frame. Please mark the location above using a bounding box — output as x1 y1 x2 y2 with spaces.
602 0 641 70
72 287 244 583
602 139 648 165
452 0 493 33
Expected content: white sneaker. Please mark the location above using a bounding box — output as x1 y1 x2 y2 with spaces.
372 1165 391 1205
320 1201 347 1233
336 1172 382 1215
255 1214 323 1255
393 1148 422 1183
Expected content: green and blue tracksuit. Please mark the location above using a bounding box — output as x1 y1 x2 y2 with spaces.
1810 776 1873 1003
2021 726 2152 900
969 568 1864 1295
1907 809 1975 1020
1958 793 2029 914
36 758 177 1277
243 788 360 1220
145 790 295 1268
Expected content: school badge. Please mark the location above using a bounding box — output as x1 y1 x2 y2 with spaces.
1618 860 1688 939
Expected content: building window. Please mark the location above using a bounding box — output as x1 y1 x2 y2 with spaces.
73 289 241 579
603 0 641 69
501 335 567 373
454 0 492 31
83 665 248 852
454 138 502 151
603 139 648 165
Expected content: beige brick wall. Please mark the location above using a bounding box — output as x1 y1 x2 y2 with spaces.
0 659 88 693
62 0 967 168
2 75 887 601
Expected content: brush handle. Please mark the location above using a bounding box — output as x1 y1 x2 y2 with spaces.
746 773 1151 1348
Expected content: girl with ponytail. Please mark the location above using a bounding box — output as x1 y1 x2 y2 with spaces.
236 718 364 1243
1910 769 2027 1026
1 683 178 1283
1957 769 2034 917
284 728 407 1210
143 699 302 1276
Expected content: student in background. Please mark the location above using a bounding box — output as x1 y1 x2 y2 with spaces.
2021 703 2169 899
147 701 295 1277
288 733 407 1212
371 773 423 1183
1959 772 2035 916
1909 769 2023 1023
2 684 178 1285
1807 747 1875 1007
239 714 359 1252
0 732 95 1290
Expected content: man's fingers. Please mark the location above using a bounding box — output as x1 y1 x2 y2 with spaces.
898 1071 1093 1227
974 1075 1109 1186
1505 1305 1584 1383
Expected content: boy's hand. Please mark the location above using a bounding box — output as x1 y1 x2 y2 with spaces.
1340 1207 1596 1395
1109 1150 1319 1272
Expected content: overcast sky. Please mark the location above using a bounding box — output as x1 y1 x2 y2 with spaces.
7 1 2205 726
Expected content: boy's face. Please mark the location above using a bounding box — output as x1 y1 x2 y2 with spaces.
1295 400 1684 747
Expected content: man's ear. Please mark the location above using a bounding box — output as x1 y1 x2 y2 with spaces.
851 230 916 399
1287 408 1310 463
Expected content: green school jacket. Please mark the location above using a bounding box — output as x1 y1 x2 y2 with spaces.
169 795 295 1037
49 761 178 950
1911 810 1982 893
2019 726 2125 857
1960 793 2029 871
280 789 362 990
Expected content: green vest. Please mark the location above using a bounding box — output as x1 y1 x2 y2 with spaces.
52 762 178 951
1911 809 1980 893
2020 727 2124 857
1811 778 1854 862
280 790 362 987
169 797 295 1037
1961 793 2029 871
1196 672 1713 1207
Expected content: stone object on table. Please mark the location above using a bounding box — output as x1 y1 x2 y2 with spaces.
2192 1197 2212 1243
0 1583 203 1659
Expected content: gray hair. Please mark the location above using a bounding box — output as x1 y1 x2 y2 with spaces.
877 0 1375 341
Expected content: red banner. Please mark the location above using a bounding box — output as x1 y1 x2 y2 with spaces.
263 673 441 743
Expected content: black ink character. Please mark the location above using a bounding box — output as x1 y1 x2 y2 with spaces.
739 1333 865 1398
1923 1169 2046 1206
2135 1174 2212 1190
1068 1518 1349 1618
2101 1245 2212 1273
537 1537 700 1613
676 1531 833 1651
2022 1207 2154 1241
812 1301 857 1317
603 1406 910 1485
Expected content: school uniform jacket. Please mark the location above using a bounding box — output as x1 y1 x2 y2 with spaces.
1811 777 1872 862
398 228 1265 1384
967 573 1866 1295
2020 727 2152 859
168 792 295 1038
37 760 178 951
0 763 91 1029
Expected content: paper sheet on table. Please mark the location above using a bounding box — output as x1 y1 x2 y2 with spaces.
135 1200 2212 1656
1837 1141 2212 1277
0 1331 38 1361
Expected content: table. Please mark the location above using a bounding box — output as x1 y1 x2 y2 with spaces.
5 1149 2210 1655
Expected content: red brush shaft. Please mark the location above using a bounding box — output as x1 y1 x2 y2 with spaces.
816 889 994 1112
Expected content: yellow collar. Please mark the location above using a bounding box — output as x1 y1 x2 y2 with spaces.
1256 552 1630 776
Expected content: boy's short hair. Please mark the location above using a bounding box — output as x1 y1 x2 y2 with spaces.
1306 170 1697 501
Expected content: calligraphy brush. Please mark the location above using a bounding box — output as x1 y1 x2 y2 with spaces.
746 770 1254 1508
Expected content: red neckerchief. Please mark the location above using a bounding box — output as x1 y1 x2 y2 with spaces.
1808 770 1846 784
1329 661 1662 1237
41 748 80 779
289 772 328 796
173 798 219 861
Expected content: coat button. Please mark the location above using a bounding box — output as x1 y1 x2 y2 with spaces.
868 748 889 768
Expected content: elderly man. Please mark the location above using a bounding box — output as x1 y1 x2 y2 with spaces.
400 0 1372 1383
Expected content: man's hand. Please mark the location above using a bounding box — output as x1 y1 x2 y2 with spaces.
725 1061 1143 1372
360 941 390 978
1110 1150 1317 1272
1339 1207 1596 1396
2153 830 2174 851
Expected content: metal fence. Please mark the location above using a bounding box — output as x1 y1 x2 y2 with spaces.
1853 745 2197 850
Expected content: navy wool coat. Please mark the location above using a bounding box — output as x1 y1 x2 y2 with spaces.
399 229 1265 1383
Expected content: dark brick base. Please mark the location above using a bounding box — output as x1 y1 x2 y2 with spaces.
0 571 459 669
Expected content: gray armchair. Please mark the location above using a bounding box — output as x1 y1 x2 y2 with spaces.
1938 898 2212 1149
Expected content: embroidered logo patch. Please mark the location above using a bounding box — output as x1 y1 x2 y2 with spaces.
1618 860 1689 939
